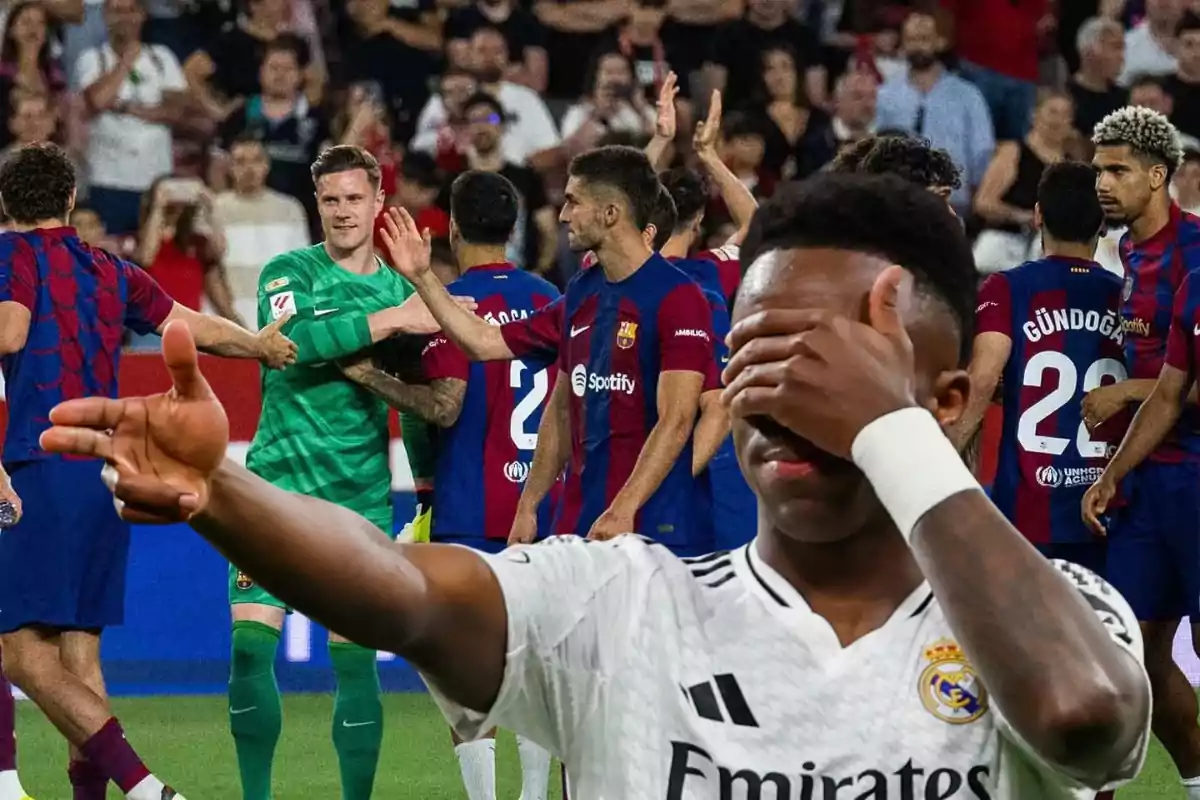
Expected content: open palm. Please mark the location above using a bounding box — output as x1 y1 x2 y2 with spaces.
40 321 230 523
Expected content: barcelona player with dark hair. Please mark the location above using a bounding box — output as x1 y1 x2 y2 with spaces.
1082 105 1200 800
0 143 296 800
952 161 1123 576
386 144 716 552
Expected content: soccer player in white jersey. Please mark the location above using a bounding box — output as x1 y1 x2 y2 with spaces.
40 172 1152 799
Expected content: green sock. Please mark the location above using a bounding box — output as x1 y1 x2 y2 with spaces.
229 620 283 800
330 642 384 800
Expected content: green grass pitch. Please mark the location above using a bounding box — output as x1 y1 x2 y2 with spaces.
7 692 1183 798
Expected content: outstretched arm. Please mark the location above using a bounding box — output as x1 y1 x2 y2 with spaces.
196 463 509 711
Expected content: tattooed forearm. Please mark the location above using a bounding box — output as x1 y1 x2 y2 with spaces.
356 369 466 428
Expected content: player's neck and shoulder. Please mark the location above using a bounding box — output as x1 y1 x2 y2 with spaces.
262 243 408 291
1006 253 1120 291
452 261 557 296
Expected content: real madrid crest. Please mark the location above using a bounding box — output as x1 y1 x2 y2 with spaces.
235 571 254 591
617 320 638 349
918 639 988 724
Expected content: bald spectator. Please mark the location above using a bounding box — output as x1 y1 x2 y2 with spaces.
829 70 878 151
875 11 994 215
1120 0 1183 85
1069 17 1128 136
1167 11 1200 138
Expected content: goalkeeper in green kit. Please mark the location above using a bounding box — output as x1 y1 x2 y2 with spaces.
227 145 455 800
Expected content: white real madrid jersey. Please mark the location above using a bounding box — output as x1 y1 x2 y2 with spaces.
426 536 1151 799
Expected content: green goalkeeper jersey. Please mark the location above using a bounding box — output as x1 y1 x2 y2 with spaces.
247 244 415 530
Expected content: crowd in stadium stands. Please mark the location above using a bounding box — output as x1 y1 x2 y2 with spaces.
6 0 1200 322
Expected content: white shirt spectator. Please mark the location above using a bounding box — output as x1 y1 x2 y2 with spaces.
1120 21 1178 86
559 101 653 141
212 188 311 328
411 82 559 166
74 43 186 191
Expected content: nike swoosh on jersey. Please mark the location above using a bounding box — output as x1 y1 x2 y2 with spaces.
342 720 377 728
570 325 590 337
230 706 258 715
314 308 340 317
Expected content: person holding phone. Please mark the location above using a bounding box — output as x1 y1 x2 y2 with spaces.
559 51 655 156
135 175 242 327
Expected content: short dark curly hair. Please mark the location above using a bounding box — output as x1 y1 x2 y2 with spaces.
660 167 709 233
568 145 660 230
858 135 963 191
741 172 976 365
827 136 885 174
647 183 677 249
0 142 76 224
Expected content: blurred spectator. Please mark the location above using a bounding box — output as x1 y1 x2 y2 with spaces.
445 91 557 273
374 151 451 267
741 43 836 183
718 112 769 196
75 0 188 234
342 0 441 55
1167 11 1200 137
1174 147 1200 212
657 0 740 103
973 90 1077 273
136 176 240 323
707 0 826 111
451 27 559 167
824 69 878 153
335 82 400 193
212 135 309 328
534 0 630 98
409 66 478 170
69 203 127 254
1119 0 1183 85
3 90 57 151
211 35 330 237
603 0 674 106
1069 16 1128 136
943 0 1048 142
0 2 67 104
875 11 994 215
341 0 441 142
182 0 325 121
560 51 655 155
444 0 546 90
1129 73 1200 147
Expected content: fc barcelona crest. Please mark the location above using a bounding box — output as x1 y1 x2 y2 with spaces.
235 571 254 591
617 320 638 349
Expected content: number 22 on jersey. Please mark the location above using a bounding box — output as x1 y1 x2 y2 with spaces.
1017 351 1127 457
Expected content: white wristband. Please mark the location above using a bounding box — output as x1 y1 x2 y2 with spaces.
850 407 980 541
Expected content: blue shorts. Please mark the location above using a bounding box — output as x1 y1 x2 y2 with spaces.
1035 541 1107 578
0 460 130 633
435 536 509 555
707 445 757 552
1107 460 1200 621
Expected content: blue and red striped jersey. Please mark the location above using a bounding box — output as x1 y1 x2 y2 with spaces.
670 251 735 369
499 253 715 546
421 263 561 542
978 256 1127 544
1119 203 1200 462
1164 270 1200 380
0 227 173 465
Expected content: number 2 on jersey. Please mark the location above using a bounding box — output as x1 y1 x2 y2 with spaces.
1017 351 1127 457
510 360 549 451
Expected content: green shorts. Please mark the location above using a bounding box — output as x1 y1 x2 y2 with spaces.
228 509 397 608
